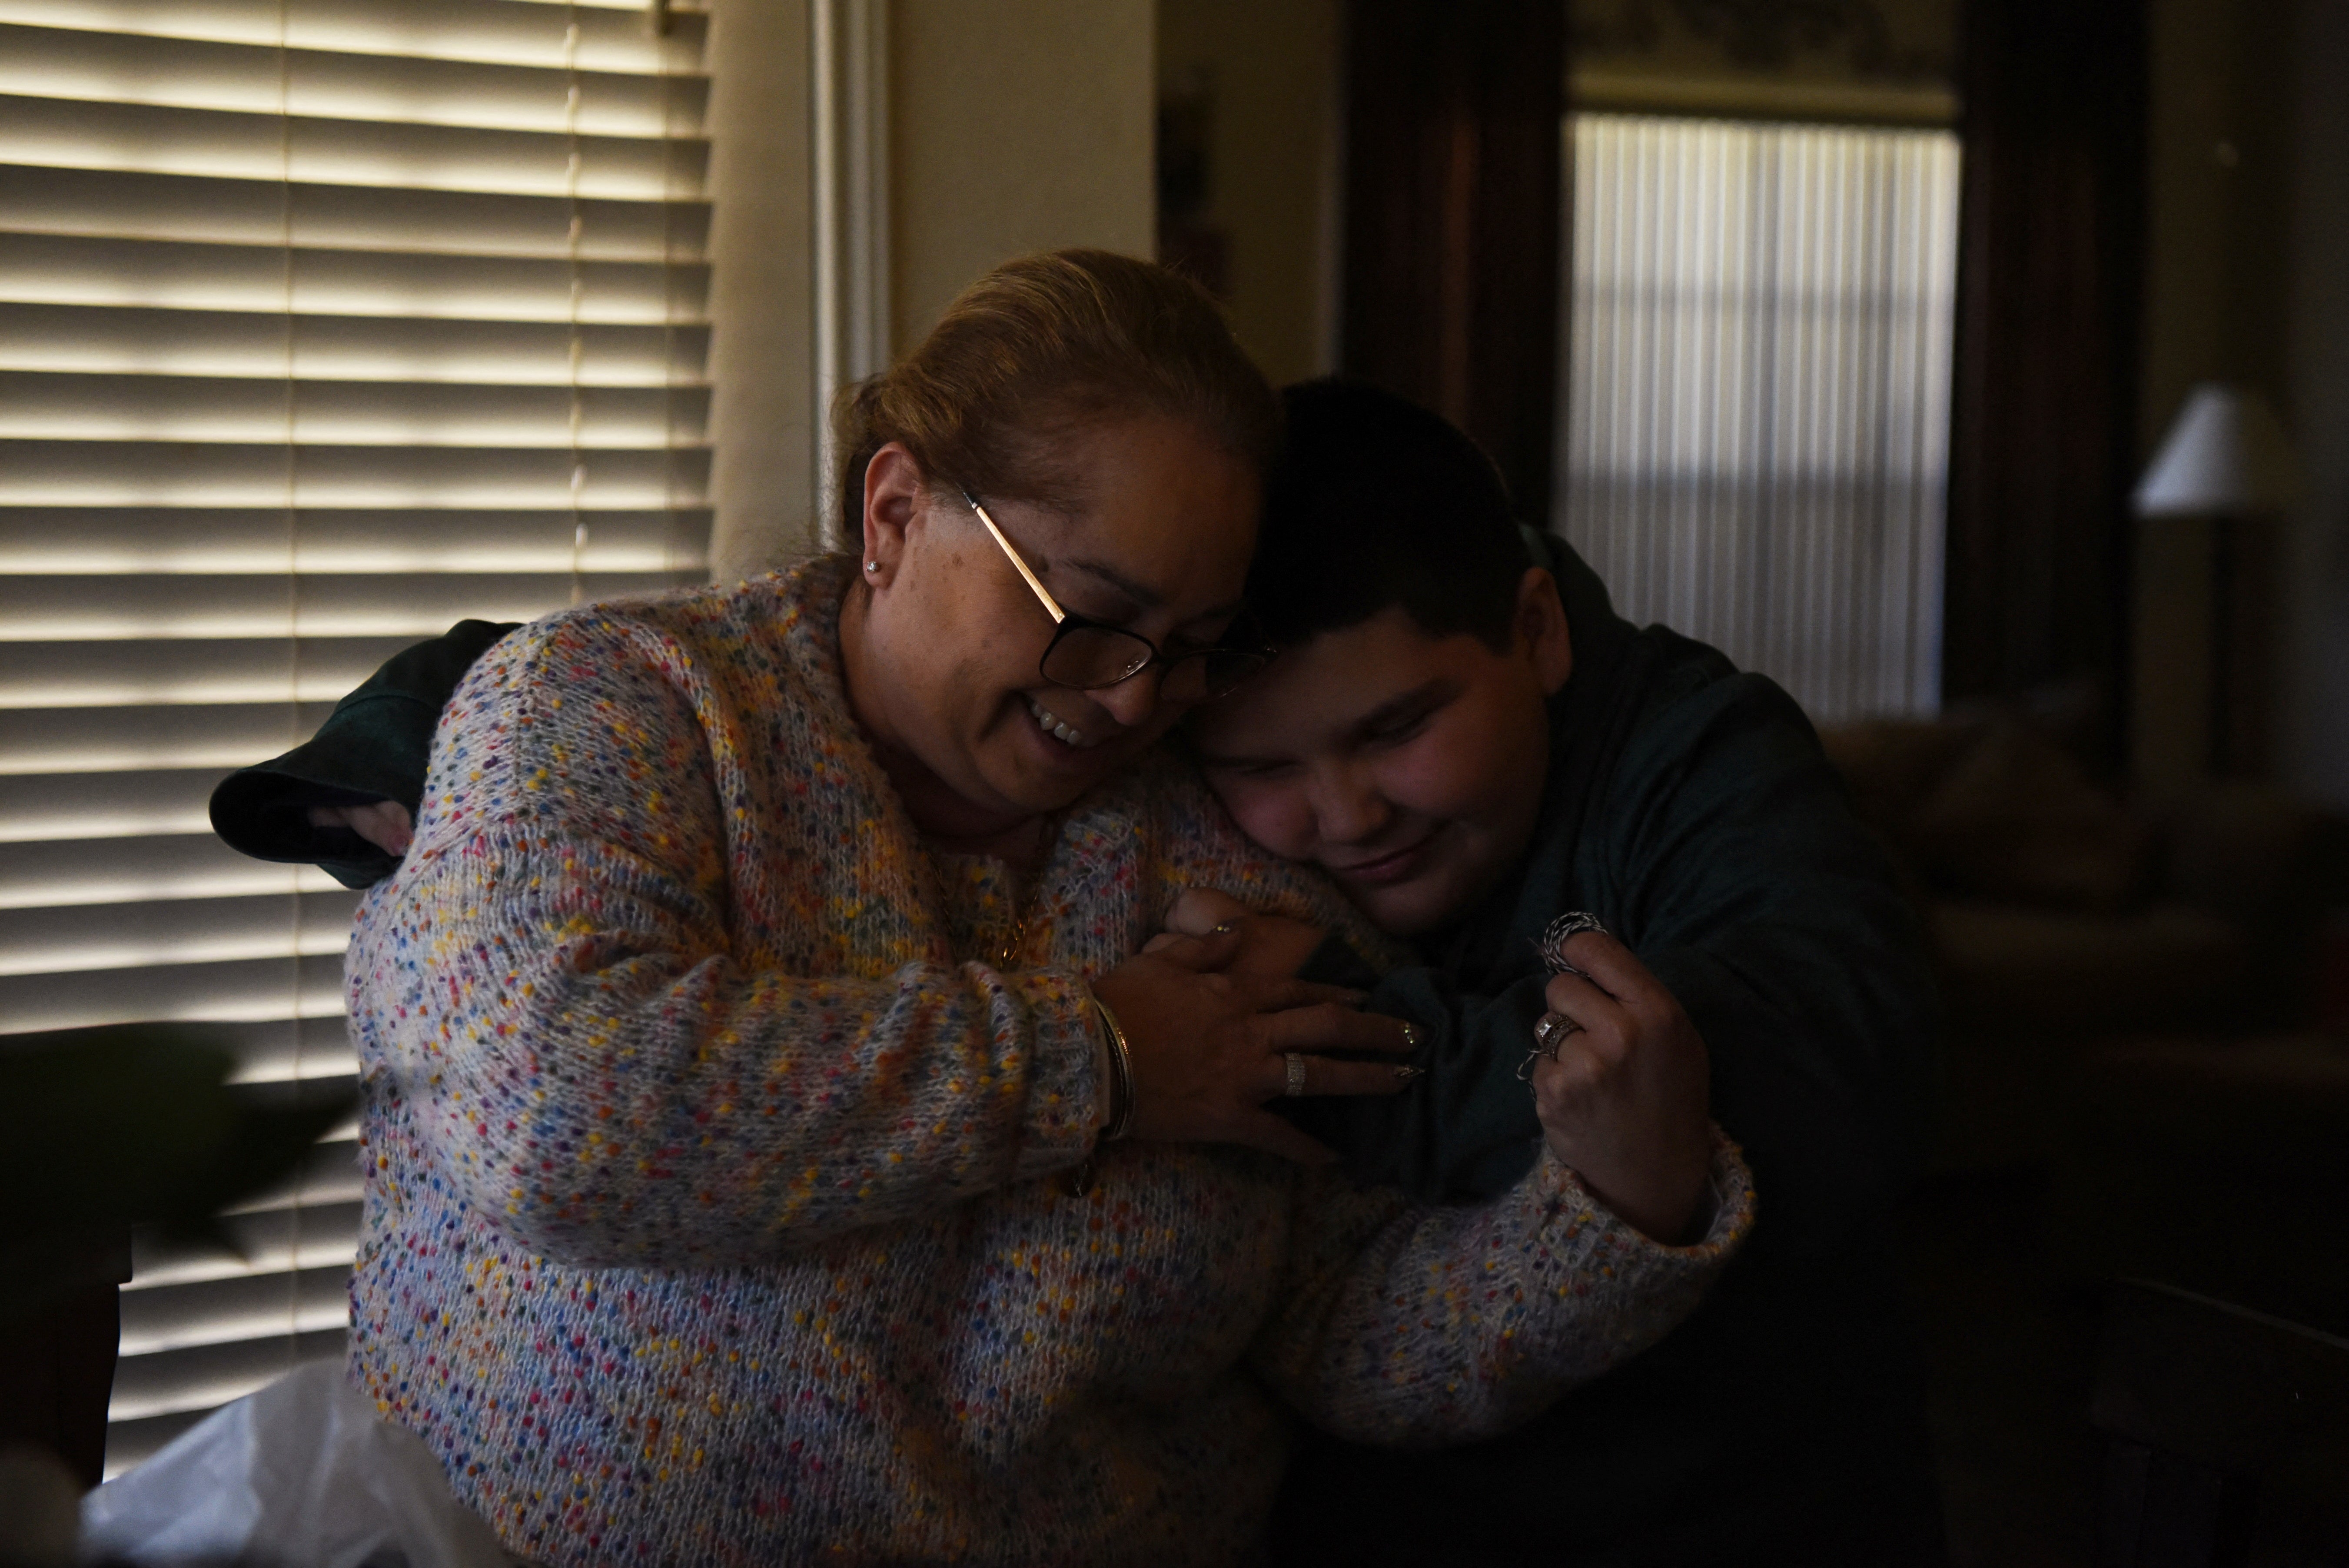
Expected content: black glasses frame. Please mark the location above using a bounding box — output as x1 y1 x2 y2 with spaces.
959 488 1270 699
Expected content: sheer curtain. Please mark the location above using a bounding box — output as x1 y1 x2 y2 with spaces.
1556 113 1961 723
0 0 712 1472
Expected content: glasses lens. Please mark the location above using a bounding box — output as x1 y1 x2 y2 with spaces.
1039 625 1154 690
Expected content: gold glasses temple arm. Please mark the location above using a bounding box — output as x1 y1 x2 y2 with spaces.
961 489 1065 625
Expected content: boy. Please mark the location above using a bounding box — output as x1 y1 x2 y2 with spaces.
1190 381 1943 1564
214 381 1941 1564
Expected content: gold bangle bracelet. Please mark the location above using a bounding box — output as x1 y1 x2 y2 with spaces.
1093 991 1136 1143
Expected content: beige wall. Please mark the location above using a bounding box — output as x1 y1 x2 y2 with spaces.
706 0 1160 574
706 0 817 580
2137 0 2293 458
1156 0 1341 386
890 0 1158 352
2130 0 2348 800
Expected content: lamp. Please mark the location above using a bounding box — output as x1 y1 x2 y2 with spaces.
2133 383 2300 779
2135 383 2299 517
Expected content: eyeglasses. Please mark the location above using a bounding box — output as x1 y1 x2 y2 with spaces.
959 488 1269 703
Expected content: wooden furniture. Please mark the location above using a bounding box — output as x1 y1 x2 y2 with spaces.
0 1273 123 1489
2093 1280 2349 1567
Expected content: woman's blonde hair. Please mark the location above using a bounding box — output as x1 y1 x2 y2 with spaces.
832 249 1280 545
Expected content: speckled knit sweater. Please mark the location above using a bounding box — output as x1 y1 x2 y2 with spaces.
343 555 1756 1566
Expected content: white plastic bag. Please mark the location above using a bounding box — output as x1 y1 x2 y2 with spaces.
79 1360 512 1568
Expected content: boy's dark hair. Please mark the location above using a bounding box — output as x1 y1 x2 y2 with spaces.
1247 378 1532 651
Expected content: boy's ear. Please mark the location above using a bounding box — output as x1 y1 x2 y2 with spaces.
1515 566 1575 694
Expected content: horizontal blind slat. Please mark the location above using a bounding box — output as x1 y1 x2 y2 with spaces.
0 21 706 134
0 570 687 643
0 948 346 1031
0 302 710 384
119 1261 354 1355
2 164 710 259
0 0 708 74
0 831 345 908
0 233 709 322
1 644 417 707
0 371 712 445
218 1130 364 1214
128 1197 362 1291
101 1341 346 1476
0 698 345 771
0 888 362 978
0 93 708 200
0 441 712 508
109 1328 352 1426
0 508 707 572
0 766 246 839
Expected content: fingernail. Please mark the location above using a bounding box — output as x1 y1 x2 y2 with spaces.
1393 1064 1425 1083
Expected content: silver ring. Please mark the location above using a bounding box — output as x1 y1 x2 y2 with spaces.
1532 1011 1582 1058
1535 911 1612 977
1283 1052 1307 1098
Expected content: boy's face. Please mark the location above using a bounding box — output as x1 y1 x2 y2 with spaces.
1190 569 1574 937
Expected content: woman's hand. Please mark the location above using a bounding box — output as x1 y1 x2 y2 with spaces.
1148 887 1326 980
306 799 414 856
1093 928 1415 1166
1527 930 1716 1245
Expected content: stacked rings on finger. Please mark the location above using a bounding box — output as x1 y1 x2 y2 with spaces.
1518 912 1610 1081
1535 910 1613 977
1516 1014 1584 1082
1283 1052 1308 1098
1532 1011 1582 1056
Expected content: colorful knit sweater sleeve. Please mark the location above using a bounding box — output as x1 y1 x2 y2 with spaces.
1141 777 1758 1447
350 596 1103 1269
1250 1140 1754 1446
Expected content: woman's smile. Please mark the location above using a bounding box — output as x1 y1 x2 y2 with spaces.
1026 694 1106 751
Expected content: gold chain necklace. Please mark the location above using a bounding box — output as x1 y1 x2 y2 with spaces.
991 811 1066 969
924 811 1065 971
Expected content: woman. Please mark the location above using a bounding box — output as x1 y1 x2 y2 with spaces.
341 250 1753 1564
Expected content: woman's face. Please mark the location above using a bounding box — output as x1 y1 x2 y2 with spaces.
849 412 1261 834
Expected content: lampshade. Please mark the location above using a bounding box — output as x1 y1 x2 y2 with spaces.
2134 382 2299 516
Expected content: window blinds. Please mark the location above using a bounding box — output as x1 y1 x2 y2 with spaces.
0 0 713 1475
1557 113 1960 723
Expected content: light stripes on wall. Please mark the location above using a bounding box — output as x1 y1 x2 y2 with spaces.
1556 112 1961 724
0 0 713 1474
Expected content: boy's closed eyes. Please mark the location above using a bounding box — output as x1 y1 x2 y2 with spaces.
1190 575 1572 939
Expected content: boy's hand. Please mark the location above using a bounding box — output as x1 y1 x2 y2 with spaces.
1148 887 1326 980
307 799 414 856
1528 930 1715 1245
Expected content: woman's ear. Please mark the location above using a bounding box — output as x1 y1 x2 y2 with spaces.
1515 566 1575 694
860 443 927 582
